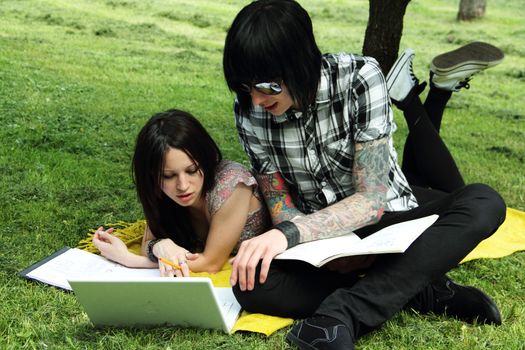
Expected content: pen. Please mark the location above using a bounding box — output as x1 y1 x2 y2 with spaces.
159 257 183 270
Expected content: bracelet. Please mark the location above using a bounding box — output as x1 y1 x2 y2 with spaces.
273 221 300 249
147 238 163 263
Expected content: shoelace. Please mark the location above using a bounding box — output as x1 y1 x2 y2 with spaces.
409 60 419 85
454 77 472 91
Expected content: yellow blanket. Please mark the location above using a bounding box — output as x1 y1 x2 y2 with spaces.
78 208 525 336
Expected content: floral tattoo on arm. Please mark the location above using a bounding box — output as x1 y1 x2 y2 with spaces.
255 172 304 224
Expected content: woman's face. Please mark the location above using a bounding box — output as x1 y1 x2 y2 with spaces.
161 147 205 209
249 83 296 116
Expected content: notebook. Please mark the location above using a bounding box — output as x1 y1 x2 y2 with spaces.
68 277 241 333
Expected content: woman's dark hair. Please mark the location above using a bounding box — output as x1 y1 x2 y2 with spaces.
132 109 222 251
223 0 322 114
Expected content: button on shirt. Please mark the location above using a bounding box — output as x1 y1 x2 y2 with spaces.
234 53 418 214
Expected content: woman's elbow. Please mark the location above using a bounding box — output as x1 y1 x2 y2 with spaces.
192 257 227 274
205 262 227 274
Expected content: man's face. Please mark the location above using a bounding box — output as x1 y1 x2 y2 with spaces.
249 83 295 116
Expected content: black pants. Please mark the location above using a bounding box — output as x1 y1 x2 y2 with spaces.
233 183 506 339
401 86 465 192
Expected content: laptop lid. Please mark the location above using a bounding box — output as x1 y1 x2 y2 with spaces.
68 277 240 333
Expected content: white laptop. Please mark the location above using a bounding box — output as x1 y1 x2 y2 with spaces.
68 277 241 333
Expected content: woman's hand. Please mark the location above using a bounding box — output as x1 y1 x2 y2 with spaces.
152 239 199 277
93 227 130 264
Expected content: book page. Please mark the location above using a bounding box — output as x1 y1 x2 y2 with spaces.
357 214 439 253
25 248 158 290
275 214 439 266
275 232 362 265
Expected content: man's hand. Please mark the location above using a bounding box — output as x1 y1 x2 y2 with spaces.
230 229 288 291
324 255 377 274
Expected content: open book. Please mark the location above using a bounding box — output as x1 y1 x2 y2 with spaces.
275 214 439 267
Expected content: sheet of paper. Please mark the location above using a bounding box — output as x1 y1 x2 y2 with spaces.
357 214 439 252
26 248 158 290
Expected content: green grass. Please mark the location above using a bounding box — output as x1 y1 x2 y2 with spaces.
1 0 524 349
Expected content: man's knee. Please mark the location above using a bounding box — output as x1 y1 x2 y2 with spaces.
460 183 506 235
232 277 316 318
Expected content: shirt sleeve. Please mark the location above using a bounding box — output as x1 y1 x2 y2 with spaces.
234 101 279 175
207 161 258 217
351 57 394 142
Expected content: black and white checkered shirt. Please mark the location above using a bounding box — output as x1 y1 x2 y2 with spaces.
235 53 418 214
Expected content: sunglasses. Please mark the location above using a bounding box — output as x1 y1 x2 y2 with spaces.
240 81 282 95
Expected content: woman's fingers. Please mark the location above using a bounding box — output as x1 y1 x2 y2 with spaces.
94 227 115 242
179 259 191 277
159 261 175 277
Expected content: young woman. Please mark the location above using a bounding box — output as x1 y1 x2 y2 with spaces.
92 109 271 277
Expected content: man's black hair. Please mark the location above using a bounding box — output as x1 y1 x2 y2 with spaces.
223 0 322 114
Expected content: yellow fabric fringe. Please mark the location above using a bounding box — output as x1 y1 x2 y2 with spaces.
78 208 525 335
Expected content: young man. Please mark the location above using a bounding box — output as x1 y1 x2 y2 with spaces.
223 1 506 349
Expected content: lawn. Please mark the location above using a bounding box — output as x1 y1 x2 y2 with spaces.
0 0 524 349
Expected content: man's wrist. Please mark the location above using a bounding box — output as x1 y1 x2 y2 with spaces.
273 221 300 248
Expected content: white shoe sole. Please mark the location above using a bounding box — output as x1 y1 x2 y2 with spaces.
431 41 504 74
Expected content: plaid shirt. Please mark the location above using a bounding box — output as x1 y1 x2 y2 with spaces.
235 53 418 214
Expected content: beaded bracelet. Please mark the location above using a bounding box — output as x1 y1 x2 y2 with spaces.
147 238 163 263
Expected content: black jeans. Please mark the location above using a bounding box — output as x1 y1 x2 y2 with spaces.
233 183 506 340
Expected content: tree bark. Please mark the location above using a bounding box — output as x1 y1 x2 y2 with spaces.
362 0 411 75
457 0 486 21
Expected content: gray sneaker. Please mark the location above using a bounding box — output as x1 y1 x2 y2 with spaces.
430 42 504 91
386 48 419 103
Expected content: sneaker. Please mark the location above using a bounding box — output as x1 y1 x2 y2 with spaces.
386 48 419 103
286 316 355 350
430 41 504 91
406 275 502 325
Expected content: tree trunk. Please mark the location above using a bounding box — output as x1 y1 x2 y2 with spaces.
362 0 411 75
457 0 486 21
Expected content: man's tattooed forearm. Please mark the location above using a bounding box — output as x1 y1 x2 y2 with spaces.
256 172 303 224
291 138 390 243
